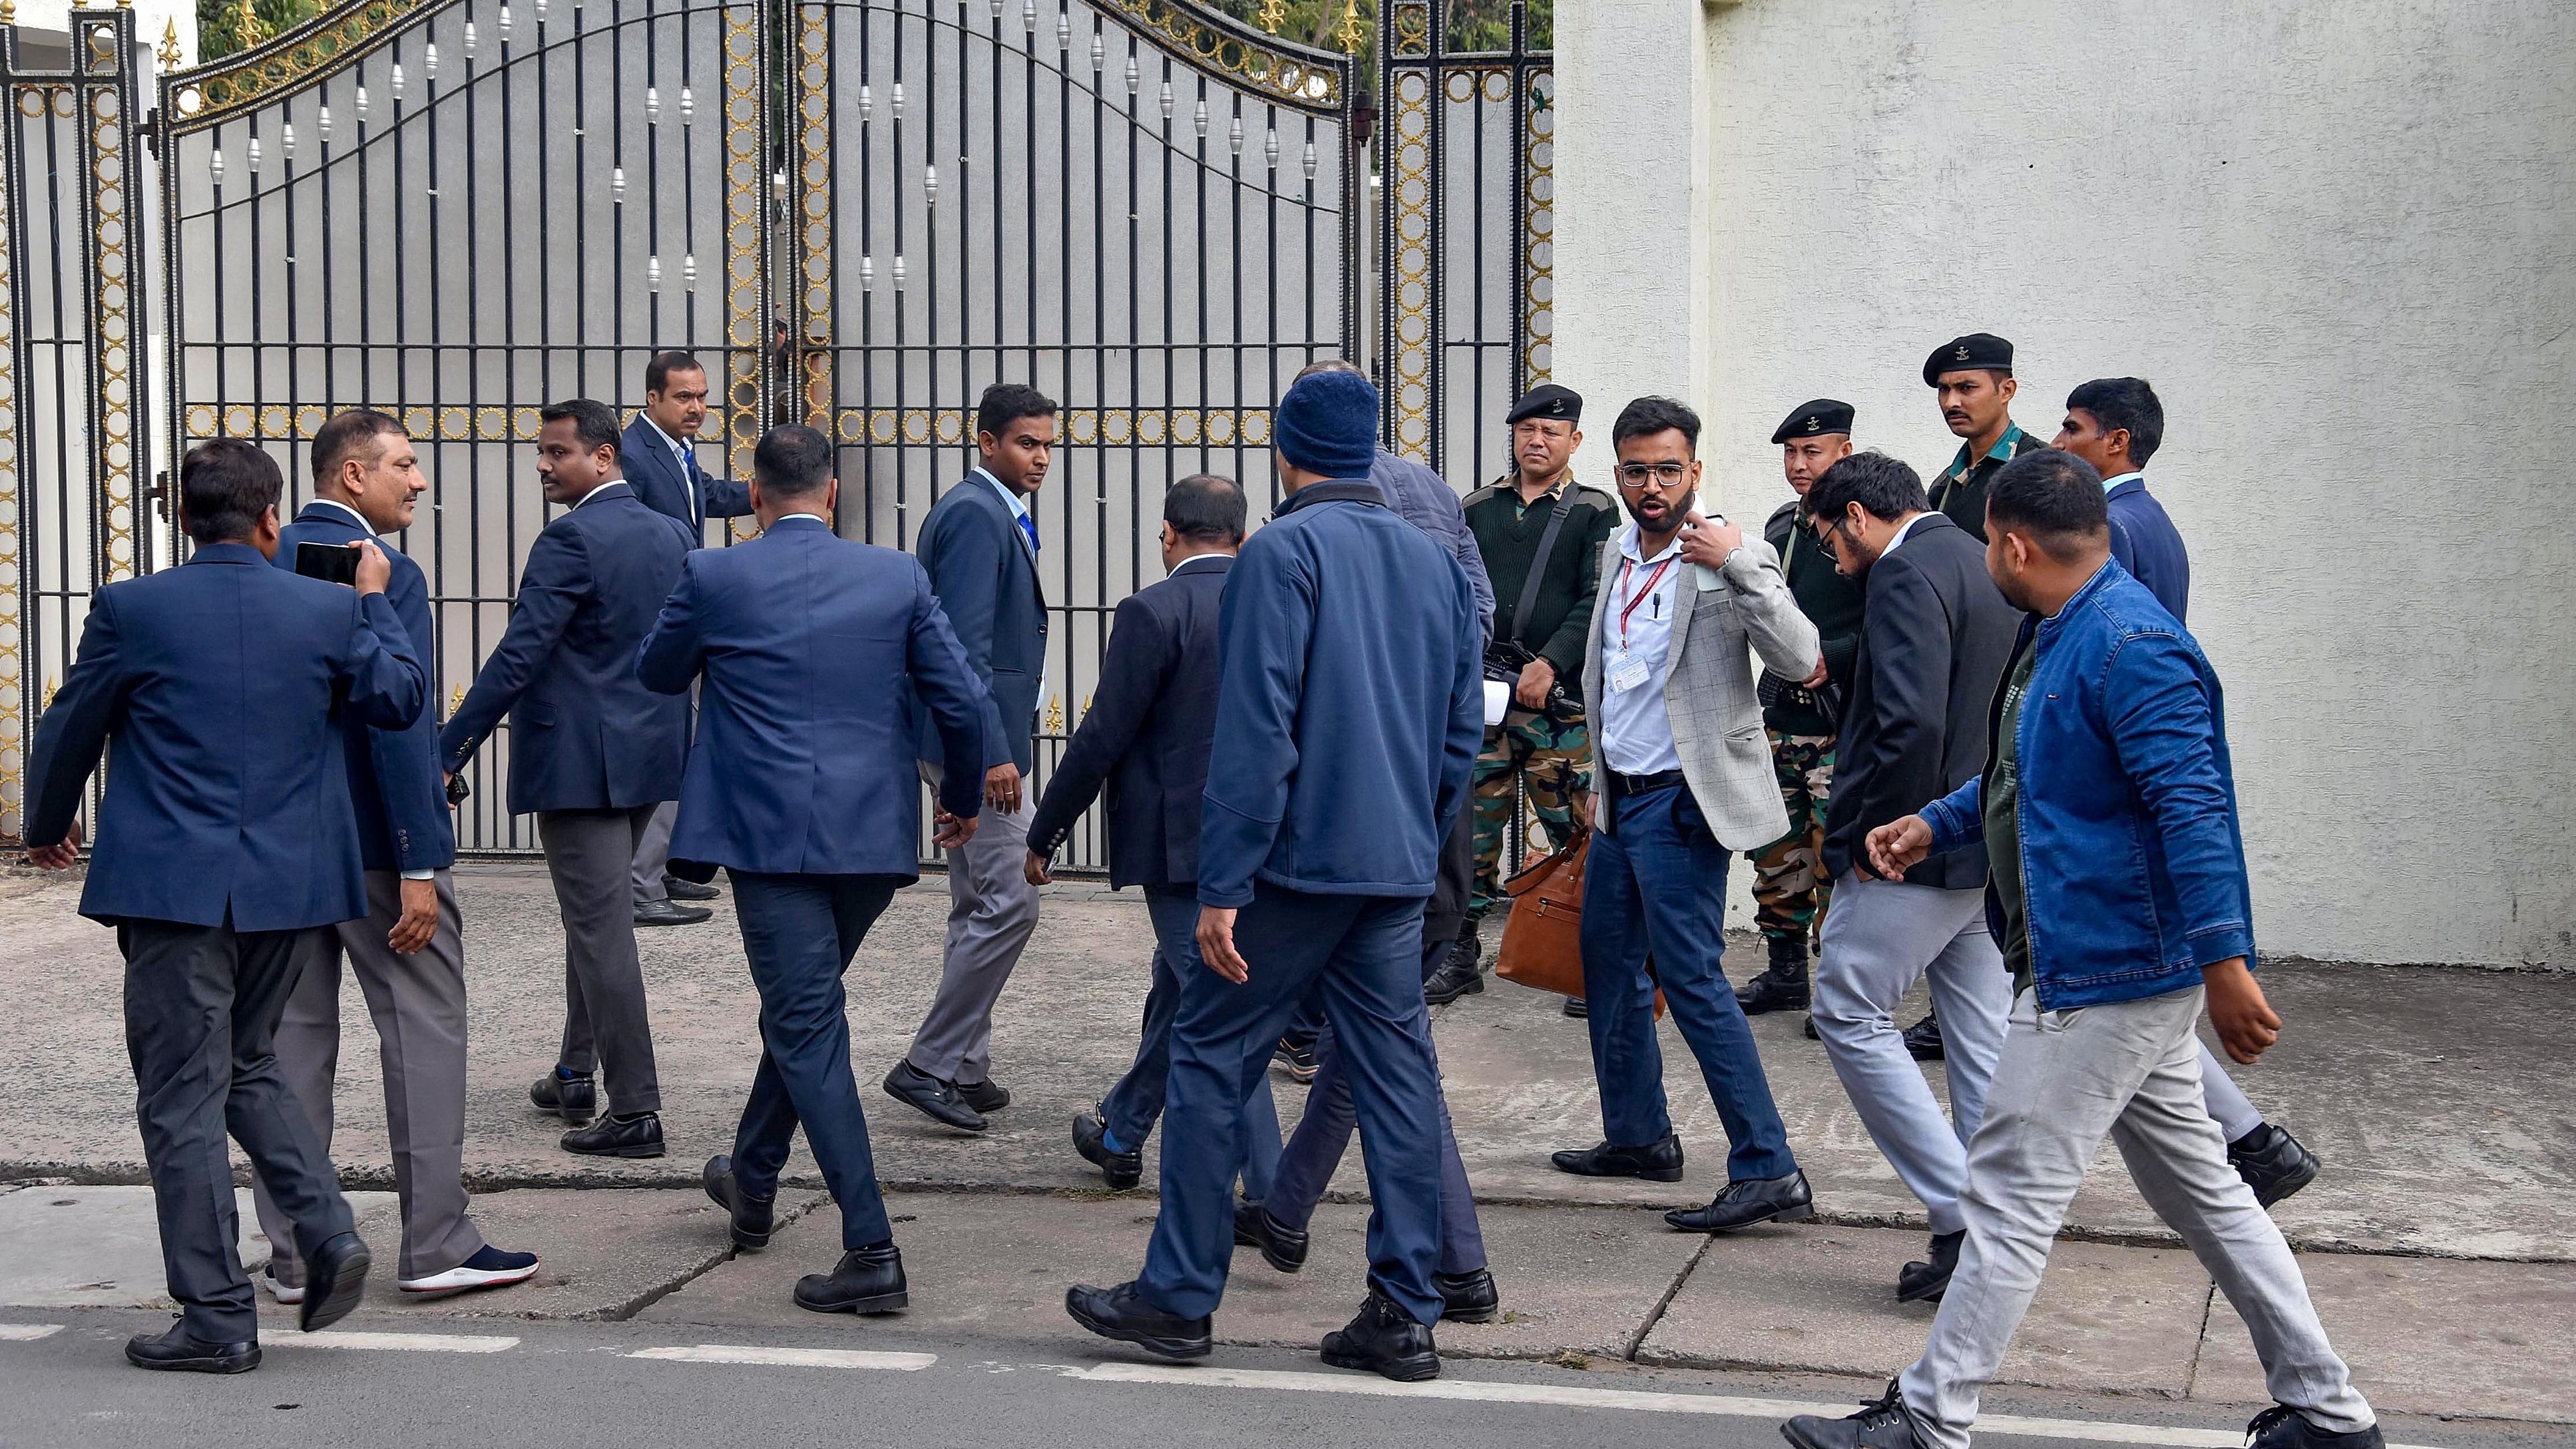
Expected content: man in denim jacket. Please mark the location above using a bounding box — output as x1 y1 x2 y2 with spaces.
1783 450 2379 1449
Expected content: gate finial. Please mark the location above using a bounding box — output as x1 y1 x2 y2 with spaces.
236 0 266 49
1337 0 1364 53
157 18 180 65
0 2 18 27
1257 0 1283 33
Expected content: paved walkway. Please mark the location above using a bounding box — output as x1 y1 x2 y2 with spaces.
3 864 2572 1427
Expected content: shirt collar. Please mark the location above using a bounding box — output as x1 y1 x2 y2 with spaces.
1945 421 2029 479
1615 521 1683 566
305 497 375 534
2099 471 2145 493
972 466 1030 519
1884 511 1932 556
772 513 829 528
568 479 627 510
639 413 691 457
1170 552 1233 576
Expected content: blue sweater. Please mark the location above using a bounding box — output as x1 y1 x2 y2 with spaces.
1197 481 1484 907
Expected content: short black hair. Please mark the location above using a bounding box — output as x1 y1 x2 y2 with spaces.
753 423 833 497
179 439 283 546
1611 396 1701 453
1986 447 2110 562
1163 473 1246 543
540 399 623 459
644 349 706 397
975 382 1056 439
1803 451 1928 526
311 408 405 489
2065 376 2164 469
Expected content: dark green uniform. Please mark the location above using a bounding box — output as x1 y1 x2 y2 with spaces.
1460 474 1620 921
1745 498 1867 953
1926 421 2047 542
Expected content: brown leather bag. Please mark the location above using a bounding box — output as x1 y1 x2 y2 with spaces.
1494 827 1664 1018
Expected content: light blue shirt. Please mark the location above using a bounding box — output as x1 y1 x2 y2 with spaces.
974 466 1036 558
639 414 699 517
1596 523 1685 776
2099 470 2144 493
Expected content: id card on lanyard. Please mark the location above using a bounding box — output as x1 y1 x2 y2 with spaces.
1607 552 1675 694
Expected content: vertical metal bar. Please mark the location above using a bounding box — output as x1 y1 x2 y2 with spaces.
0 28 26 842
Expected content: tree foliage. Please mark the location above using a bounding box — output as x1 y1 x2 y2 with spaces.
194 0 322 63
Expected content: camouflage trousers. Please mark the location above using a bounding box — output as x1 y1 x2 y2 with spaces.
1468 706 1592 922
1746 729 1836 952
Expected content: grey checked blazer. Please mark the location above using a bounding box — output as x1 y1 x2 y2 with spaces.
1582 528 1821 850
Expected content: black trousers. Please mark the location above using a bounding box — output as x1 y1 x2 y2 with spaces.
119 916 357 1341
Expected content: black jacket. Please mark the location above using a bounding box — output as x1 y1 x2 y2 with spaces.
1763 499 1866 735
1821 513 2022 889
1025 553 1228 889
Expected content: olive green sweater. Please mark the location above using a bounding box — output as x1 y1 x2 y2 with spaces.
1461 475 1621 704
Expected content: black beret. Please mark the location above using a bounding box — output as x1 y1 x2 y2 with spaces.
1770 399 1854 444
1505 383 1582 426
1923 332 2016 386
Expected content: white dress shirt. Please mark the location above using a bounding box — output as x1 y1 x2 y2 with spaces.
1882 510 1933 558
1595 523 1687 776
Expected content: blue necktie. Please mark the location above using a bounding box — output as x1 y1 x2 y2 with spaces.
1018 513 1039 555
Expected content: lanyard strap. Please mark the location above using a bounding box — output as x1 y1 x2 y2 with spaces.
1616 554 1675 651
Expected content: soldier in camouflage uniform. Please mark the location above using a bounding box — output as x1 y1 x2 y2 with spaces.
1736 401 1868 1015
1430 384 1620 1007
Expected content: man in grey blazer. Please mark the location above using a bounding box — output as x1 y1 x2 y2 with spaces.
1550 396 1825 1236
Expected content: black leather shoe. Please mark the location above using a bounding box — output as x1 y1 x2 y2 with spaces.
883 1061 987 1133
956 1077 1010 1114
1562 996 1588 1018
1550 1134 1684 1182
662 874 722 901
1064 1281 1212 1360
793 1243 908 1315
125 1323 260 1373
562 1112 665 1158
1664 1170 1815 1233
2229 1124 2322 1208
1073 1112 1143 1190
298 1231 371 1333
1735 944 1811 1014
1803 1013 1822 1040
1320 1289 1440 1382
633 897 714 927
2246 1404 2385 1448
1434 1267 1499 1324
529 1070 596 1126
1234 1200 1309 1273
1423 927 1485 1006
704 1154 774 1250
1896 1229 1964 1303
1782 1378 1927 1448
1901 1011 1946 1061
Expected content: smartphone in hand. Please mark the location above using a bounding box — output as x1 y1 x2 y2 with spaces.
294 539 361 586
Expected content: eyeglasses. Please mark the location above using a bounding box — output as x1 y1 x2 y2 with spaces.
1614 461 1691 487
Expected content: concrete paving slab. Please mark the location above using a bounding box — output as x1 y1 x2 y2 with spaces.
1636 1223 2214 1396
2190 1252 2576 1424
0 1182 395 1309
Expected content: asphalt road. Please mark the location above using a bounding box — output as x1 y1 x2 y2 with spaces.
1 1309 2563 1449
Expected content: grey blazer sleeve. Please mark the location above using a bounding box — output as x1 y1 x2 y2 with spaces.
1715 536 1821 681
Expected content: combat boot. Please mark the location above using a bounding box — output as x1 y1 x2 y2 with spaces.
1735 938 1811 1014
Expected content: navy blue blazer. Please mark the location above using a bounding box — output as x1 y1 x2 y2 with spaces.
1025 553 1229 890
24 544 427 931
438 481 695 815
912 471 1048 775
275 503 454 873
2106 475 2191 622
622 414 750 536
636 517 988 878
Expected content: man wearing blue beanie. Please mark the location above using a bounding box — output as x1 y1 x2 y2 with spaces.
1067 368 1486 1382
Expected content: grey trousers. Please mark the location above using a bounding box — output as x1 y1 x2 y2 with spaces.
907 765 1039 1084
253 870 486 1285
2200 1041 2265 1140
630 799 678 905
541 806 664 1114
120 917 356 1343
1811 871 2011 1235
1898 986 2372 1447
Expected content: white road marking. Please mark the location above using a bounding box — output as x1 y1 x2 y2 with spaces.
626 1345 937 1372
0 1325 63 1341
286 1331 519 1354
1069 1364 2447 1449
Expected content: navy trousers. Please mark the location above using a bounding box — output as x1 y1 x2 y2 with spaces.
1099 888 1283 1201
1581 783 1798 1181
726 871 902 1249
1137 885 1448 1327
1264 931 1486 1275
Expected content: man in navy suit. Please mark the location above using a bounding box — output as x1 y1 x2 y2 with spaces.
440 399 695 1159
2053 382 2320 1208
23 439 420 1370
886 382 1055 1133
640 423 988 1315
253 411 538 1305
620 349 745 929
1022 475 1281 1198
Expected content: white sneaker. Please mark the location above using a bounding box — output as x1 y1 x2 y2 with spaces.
399 1246 542 1295
262 1268 305 1305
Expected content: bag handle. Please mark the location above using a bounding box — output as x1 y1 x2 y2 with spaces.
1507 484 1579 648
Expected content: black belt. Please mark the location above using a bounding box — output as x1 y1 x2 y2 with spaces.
1605 767 1685 799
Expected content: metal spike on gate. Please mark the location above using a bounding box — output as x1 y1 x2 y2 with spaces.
497 7 511 41
1022 0 1035 33
423 44 438 81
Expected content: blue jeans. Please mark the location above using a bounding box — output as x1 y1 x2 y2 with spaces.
1098 887 1282 1202
1137 885 1448 1327
1581 783 1797 1181
726 871 902 1248
1265 932 1486 1275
